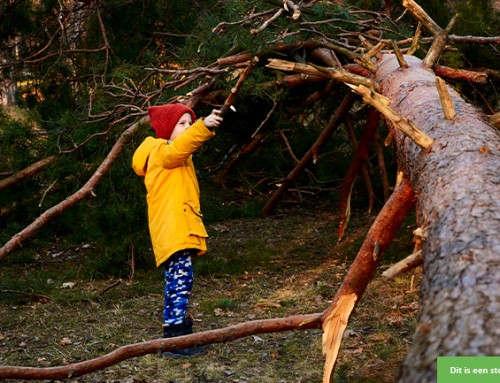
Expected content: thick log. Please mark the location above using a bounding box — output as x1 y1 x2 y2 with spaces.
375 54 500 382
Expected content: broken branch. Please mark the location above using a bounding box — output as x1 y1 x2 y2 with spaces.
0 313 322 380
382 250 423 279
263 93 356 216
347 84 434 149
0 117 150 261
435 77 456 120
337 107 380 241
219 59 256 118
322 177 416 383
0 155 58 192
404 0 458 68
266 58 376 90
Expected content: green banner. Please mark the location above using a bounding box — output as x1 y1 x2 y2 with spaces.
438 356 500 383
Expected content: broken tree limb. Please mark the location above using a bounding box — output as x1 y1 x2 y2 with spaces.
0 313 322 380
262 93 356 216
435 77 456 120
322 177 416 383
343 62 489 84
283 0 301 20
217 52 252 67
447 34 500 44
376 54 500 383
337 107 380 242
391 40 408 68
434 65 488 84
344 115 375 213
403 0 457 68
322 293 357 383
219 59 256 118
251 7 285 34
0 117 150 261
382 250 423 279
347 82 434 149
0 155 58 192
387 33 499 49
403 0 441 35
406 22 422 56
423 13 458 68
266 58 376 90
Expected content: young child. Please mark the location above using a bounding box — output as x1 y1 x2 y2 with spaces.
132 103 222 357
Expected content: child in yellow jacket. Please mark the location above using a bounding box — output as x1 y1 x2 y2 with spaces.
132 103 222 357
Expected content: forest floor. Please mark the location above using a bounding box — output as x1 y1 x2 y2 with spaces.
0 204 421 383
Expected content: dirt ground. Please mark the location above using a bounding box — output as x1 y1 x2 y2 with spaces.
0 206 421 383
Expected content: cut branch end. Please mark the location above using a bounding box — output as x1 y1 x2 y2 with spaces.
435 77 456 120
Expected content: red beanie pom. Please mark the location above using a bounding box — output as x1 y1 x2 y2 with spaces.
148 103 196 140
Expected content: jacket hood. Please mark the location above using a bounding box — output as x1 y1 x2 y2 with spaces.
132 136 162 176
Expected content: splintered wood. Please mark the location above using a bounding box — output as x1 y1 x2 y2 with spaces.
435 77 456 120
347 84 434 149
266 59 376 89
322 293 358 383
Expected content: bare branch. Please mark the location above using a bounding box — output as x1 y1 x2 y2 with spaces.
0 117 149 261
382 250 423 279
347 84 434 149
0 155 58 192
0 313 322 380
266 58 376 89
263 93 356 216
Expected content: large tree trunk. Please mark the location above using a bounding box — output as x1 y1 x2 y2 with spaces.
375 55 500 382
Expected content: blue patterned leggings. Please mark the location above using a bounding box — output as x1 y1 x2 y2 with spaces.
163 250 194 326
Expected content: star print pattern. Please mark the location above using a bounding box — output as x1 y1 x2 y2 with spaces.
163 251 194 326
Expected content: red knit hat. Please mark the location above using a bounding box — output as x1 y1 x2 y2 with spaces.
148 103 197 140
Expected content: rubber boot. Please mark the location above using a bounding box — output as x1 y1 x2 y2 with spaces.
161 317 206 358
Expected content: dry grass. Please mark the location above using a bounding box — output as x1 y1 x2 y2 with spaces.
0 206 420 383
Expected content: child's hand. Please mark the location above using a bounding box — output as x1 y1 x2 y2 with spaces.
204 109 223 129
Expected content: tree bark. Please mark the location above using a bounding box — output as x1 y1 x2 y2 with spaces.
375 54 500 383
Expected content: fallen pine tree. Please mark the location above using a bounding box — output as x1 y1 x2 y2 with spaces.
0 1 499 382
376 53 500 383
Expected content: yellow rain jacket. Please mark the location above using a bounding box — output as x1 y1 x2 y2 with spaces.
132 119 215 267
